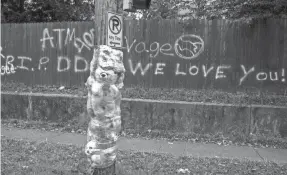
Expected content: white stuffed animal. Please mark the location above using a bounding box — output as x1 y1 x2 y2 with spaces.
85 140 100 156
85 140 118 168
85 140 104 167
85 45 125 169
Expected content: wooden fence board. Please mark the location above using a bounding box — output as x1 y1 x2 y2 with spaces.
1 19 286 94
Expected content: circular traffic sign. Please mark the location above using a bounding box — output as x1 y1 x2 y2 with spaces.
109 15 122 35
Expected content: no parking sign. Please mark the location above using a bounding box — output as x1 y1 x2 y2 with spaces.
107 11 123 48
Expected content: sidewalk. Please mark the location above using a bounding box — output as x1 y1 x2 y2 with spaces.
1 126 287 164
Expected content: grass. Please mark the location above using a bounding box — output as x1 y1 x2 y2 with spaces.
1 136 287 175
1 81 287 106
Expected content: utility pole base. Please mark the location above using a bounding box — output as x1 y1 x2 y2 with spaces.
91 161 116 175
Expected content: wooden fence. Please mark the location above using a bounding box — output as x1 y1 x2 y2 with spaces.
1 19 287 94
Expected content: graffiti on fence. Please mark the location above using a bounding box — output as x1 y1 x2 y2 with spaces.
1 27 95 75
1 20 286 92
1 32 206 75
41 27 95 52
0 51 49 75
0 53 90 75
1 30 286 86
1 47 16 75
127 60 286 85
40 27 94 73
125 34 204 59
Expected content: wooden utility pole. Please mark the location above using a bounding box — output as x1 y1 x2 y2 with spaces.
94 0 119 46
87 1 120 175
89 1 151 174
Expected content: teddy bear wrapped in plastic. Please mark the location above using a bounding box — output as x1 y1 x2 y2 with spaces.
85 45 125 169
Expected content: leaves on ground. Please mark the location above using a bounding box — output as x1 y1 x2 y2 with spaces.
1 137 287 175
